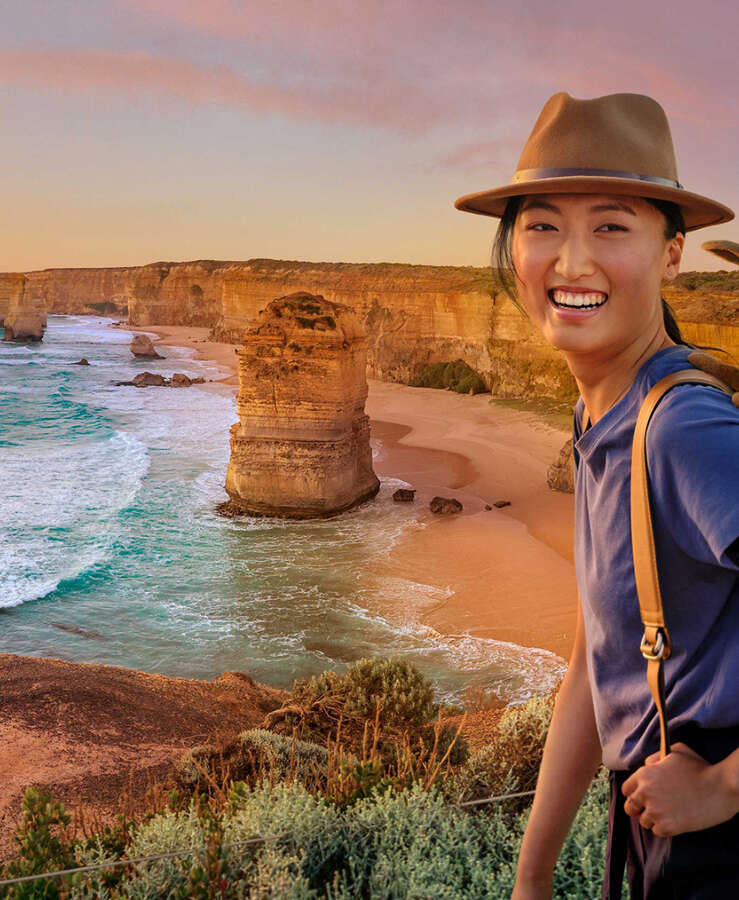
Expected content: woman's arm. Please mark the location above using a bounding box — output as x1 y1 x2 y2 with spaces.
512 599 603 899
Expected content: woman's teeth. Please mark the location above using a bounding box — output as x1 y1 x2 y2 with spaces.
550 290 607 309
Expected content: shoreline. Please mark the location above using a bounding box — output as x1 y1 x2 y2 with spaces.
120 322 577 663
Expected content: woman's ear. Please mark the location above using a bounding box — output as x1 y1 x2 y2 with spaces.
662 233 685 281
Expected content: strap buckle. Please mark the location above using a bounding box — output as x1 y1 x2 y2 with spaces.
640 628 666 660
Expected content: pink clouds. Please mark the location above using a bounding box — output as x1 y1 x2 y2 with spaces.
0 47 444 133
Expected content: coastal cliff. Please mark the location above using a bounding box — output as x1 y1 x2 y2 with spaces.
222 292 380 518
7 261 738 401
1 273 46 341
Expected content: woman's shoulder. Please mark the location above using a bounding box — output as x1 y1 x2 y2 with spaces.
646 378 739 568
647 377 739 452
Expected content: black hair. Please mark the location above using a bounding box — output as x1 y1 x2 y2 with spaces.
490 194 688 345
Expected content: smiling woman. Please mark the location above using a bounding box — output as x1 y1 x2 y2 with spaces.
455 92 739 900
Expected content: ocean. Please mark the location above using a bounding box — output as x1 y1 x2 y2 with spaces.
0 315 565 705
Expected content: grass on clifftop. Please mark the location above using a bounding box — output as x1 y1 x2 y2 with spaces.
0 657 616 899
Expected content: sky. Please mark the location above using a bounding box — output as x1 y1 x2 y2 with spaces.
1 0 737 273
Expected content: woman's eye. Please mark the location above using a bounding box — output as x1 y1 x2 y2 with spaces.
597 223 627 232
527 223 556 231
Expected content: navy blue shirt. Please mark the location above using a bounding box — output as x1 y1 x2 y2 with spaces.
573 344 739 770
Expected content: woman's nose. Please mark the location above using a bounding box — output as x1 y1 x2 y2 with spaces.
553 233 596 280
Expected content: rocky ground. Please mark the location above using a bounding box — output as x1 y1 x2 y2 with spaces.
0 654 287 858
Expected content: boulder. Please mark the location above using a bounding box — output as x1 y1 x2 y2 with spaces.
130 334 163 358
393 488 416 502
430 496 463 515
132 372 166 387
170 373 192 387
547 439 574 493
72 358 90 366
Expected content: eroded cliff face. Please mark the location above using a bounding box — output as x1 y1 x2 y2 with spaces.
22 266 141 318
223 292 380 518
127 261 232 326
2 273 46 341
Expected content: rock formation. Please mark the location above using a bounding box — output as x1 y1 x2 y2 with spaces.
3 260 737 405
222 292 380 518
130 334 163 358
547 439 574 493
1 273 46 341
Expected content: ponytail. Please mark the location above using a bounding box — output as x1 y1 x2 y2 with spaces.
662 297 687 345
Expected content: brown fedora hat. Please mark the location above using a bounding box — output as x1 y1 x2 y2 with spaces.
454 92 734 232
701 239 739 266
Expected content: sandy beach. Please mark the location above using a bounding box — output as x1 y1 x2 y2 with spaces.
127 324 578 665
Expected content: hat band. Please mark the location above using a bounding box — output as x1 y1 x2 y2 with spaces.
513 167 683 190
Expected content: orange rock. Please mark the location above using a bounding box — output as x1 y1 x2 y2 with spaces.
223 292 380 518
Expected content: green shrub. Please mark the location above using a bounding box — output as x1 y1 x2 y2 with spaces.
449 694 554 817
286 655 436 737
410 359 488 394
238 729 330 783
0 787 76 899
221 780 345 892
121 803 207 899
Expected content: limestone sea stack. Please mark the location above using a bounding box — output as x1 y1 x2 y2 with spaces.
222 292 380 518
1 273 46 341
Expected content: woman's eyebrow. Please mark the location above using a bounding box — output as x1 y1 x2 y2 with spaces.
519 200 638 216
589 202 637 216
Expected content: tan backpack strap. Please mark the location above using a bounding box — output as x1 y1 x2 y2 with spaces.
631 368 733 758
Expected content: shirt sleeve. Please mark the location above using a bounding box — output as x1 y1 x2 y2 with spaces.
646 383 739 570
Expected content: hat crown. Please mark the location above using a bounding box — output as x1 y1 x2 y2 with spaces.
515 92 679 183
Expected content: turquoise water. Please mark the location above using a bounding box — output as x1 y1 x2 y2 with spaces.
0 316 564 704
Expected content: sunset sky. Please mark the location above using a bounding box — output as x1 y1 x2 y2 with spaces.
1 0 737 273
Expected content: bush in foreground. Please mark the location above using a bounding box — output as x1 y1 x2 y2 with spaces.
0 663 616 898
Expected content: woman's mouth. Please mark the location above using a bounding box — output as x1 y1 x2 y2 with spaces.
548 289 608 310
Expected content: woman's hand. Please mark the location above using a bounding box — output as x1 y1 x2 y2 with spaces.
621 742 739 837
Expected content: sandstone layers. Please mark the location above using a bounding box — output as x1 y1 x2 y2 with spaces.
222 292 380 519
0 273 46 341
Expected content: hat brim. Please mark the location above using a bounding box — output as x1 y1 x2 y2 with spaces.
454 176 734 232
701 240 739 266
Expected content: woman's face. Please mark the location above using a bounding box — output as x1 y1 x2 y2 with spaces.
511 192 684 358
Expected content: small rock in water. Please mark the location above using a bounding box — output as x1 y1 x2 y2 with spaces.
130 334 163 359
170 372 192 387
484 504 493 511
493 500 511 509
430 496 463 515
71 358 90 366
132 371 166 387
393 488 416 502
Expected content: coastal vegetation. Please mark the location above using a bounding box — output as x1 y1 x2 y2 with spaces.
410 358 488 394
0 657 613 898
